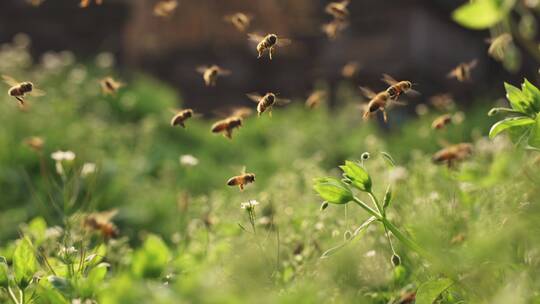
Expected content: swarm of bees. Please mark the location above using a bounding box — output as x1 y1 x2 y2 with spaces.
153 0 178 18
3 75 45 108
80 0 102 8
196 65 231 87
248 33 291 60
227 168 256 191
247 92 290 117
224 12 253 32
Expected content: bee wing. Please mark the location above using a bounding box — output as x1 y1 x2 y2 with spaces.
217 68 232 76
248 33 264 43
381 73 398 86
406 88 421 97
241 166 246 174
196 66 209 74
359 86 376 99
29 88 46 97
277 38 292 47
467 59 478 69
275 97 291 106
246 93 263 103
446 68 458 79
2 75 20 87
94 209 119 223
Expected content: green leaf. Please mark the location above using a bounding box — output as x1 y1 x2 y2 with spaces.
131 234 171 278
47 276 72 294
489 116 535 139
504 82 529 113
383 185 392 209
522 79 540 113
0 257 8 287
528 115 540 149
416 278 454 304
313 177 353 204
380 152 396 168
452 0 504 30
87 263 108 287
13 238 37 288
339 161 372 192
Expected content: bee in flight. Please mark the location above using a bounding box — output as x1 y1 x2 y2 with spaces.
447 59 478 82
211 116 243 139
359 87 397 123
227 168 255 191
80 0 103 8
432 143 473 167
153 0 178 18
305 90 327 109
100 76 124 95
224 12 253 32
381 74 419 101
2 75 46 107
196 65 231 87
431 113 452 130
321 19 349 40
325 0 350 20
247 92 290 117
83 209 119 239
170 109 198 128
341 61 360 79
429 93 454 111
248 33 291 60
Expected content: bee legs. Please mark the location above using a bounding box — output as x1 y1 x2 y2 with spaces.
269 108 273 117
382 110 388 123
268 47 273 60
225 129 233 139
15 97 25 107
239 184 244 191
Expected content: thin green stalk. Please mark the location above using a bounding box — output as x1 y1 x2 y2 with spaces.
352 197 381 219
381 218 428 258
7 286 20 304
368 191 384 215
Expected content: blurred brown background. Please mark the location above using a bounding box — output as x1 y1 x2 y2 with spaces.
0 0 536 112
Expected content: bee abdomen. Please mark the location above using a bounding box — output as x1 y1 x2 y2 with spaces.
227 177 239 186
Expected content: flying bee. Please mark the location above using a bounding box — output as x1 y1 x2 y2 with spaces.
170 108 199 128
248 33 291 60
83 209 119 239
224 12 253 32
80 0 103 8
100 76 124 95
211 116 243 139
227 168 255 191
321 19 349 40
429 93 454 111
341 61 360 79
196 65 231 87
359 86 396 123
153 0 178 18
432 143 473 167
447 59 478 82
305 90 327 109
3 75 46 107
431 113 452 130
247 92 290 117
24 136 45 152
325 0 350 20
381 74 419 100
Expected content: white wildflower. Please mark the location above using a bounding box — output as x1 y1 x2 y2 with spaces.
179 154 199 167
81 162 97 177
240 199 259 210
51 150 76 176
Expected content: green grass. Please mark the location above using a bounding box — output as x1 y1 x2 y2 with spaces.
1 45 539 304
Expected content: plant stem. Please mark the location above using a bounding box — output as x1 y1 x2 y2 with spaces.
352 196 381 219
7 286 20 304
381 218 428 258
368 191 383 215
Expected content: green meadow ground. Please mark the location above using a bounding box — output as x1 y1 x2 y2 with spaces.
1 43 540 304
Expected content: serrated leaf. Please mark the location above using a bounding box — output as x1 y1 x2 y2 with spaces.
13 238 37 288
504 82 529 113
383 185 392 209
416 278 454 304
452 0 504 30
380 152 396 168
528 115 540 149
0 258 8 287
522 79 540 113
489 116 535 139
313 177 353 204
339 161 372 192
